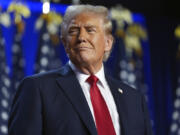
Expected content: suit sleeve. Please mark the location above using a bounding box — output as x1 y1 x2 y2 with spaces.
8 77 43 135
141 94 153 135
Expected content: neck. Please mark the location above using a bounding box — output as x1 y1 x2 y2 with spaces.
71 61 103 75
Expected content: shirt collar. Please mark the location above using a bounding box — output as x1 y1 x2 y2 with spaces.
68 61 106 87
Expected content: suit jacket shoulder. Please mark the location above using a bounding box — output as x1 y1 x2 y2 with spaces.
8 65 98 135
105 75 153 135
105 75 144 98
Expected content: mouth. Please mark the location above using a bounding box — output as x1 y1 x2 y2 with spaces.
74 46 92 51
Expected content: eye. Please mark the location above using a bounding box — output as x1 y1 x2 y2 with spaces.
86 28 96 33
68 28 79 35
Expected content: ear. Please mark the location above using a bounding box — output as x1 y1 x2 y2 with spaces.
104 35 113 52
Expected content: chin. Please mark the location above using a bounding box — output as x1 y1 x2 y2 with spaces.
79 54 93 61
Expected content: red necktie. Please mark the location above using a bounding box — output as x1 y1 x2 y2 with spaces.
86 75 116 135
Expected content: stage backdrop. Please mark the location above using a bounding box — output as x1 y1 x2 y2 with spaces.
0 1 174 135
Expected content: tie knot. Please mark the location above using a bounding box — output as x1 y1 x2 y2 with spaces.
86 75 98 85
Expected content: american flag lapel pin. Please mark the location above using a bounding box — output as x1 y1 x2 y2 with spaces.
118 88 123 94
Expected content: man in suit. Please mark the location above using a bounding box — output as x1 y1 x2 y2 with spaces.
8 4 153 135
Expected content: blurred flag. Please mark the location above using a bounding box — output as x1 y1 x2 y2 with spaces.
110 7 148 94
108 12 156 132
11 26 25 97
109 8 155 134
169 61 180 135
0 27 10 135
113 23 149 96
169 26 180 135
119 52 147 92
34 22 62 73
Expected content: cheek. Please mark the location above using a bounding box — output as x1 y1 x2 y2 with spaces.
66 37 76 48
91 35 105 45
93 37 106 50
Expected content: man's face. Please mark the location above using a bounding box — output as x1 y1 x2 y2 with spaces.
62 12 113 68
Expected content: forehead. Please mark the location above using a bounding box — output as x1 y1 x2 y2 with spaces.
68 12 104 28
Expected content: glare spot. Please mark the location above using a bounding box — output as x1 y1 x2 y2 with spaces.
176 87 180 97
120 70 128 79
42 33 50 41
171 123 178 132
175 99 180 108
1 112 8 121
1 87 10 99
12 44 19 53
0 125 7 134
41 45 49 54
1 100 8 108
3 78 10 87
42 1 50 14
173 111 179 120
128 73 136 83
40 57 48 67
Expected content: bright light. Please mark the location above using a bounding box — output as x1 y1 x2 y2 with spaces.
42 2 50 14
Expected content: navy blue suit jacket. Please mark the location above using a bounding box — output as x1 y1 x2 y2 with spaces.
8 64 153 135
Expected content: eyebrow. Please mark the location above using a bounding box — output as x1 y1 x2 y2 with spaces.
69 24 97 29
85 25 97 29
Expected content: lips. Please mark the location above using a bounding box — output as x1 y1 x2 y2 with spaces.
74 46 92 51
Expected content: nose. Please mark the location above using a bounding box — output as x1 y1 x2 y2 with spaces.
78 28 87 43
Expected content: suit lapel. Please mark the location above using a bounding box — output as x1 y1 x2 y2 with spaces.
106 75 129 135
56 65 97 135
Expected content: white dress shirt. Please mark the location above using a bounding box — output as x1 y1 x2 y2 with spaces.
69 61 120 135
